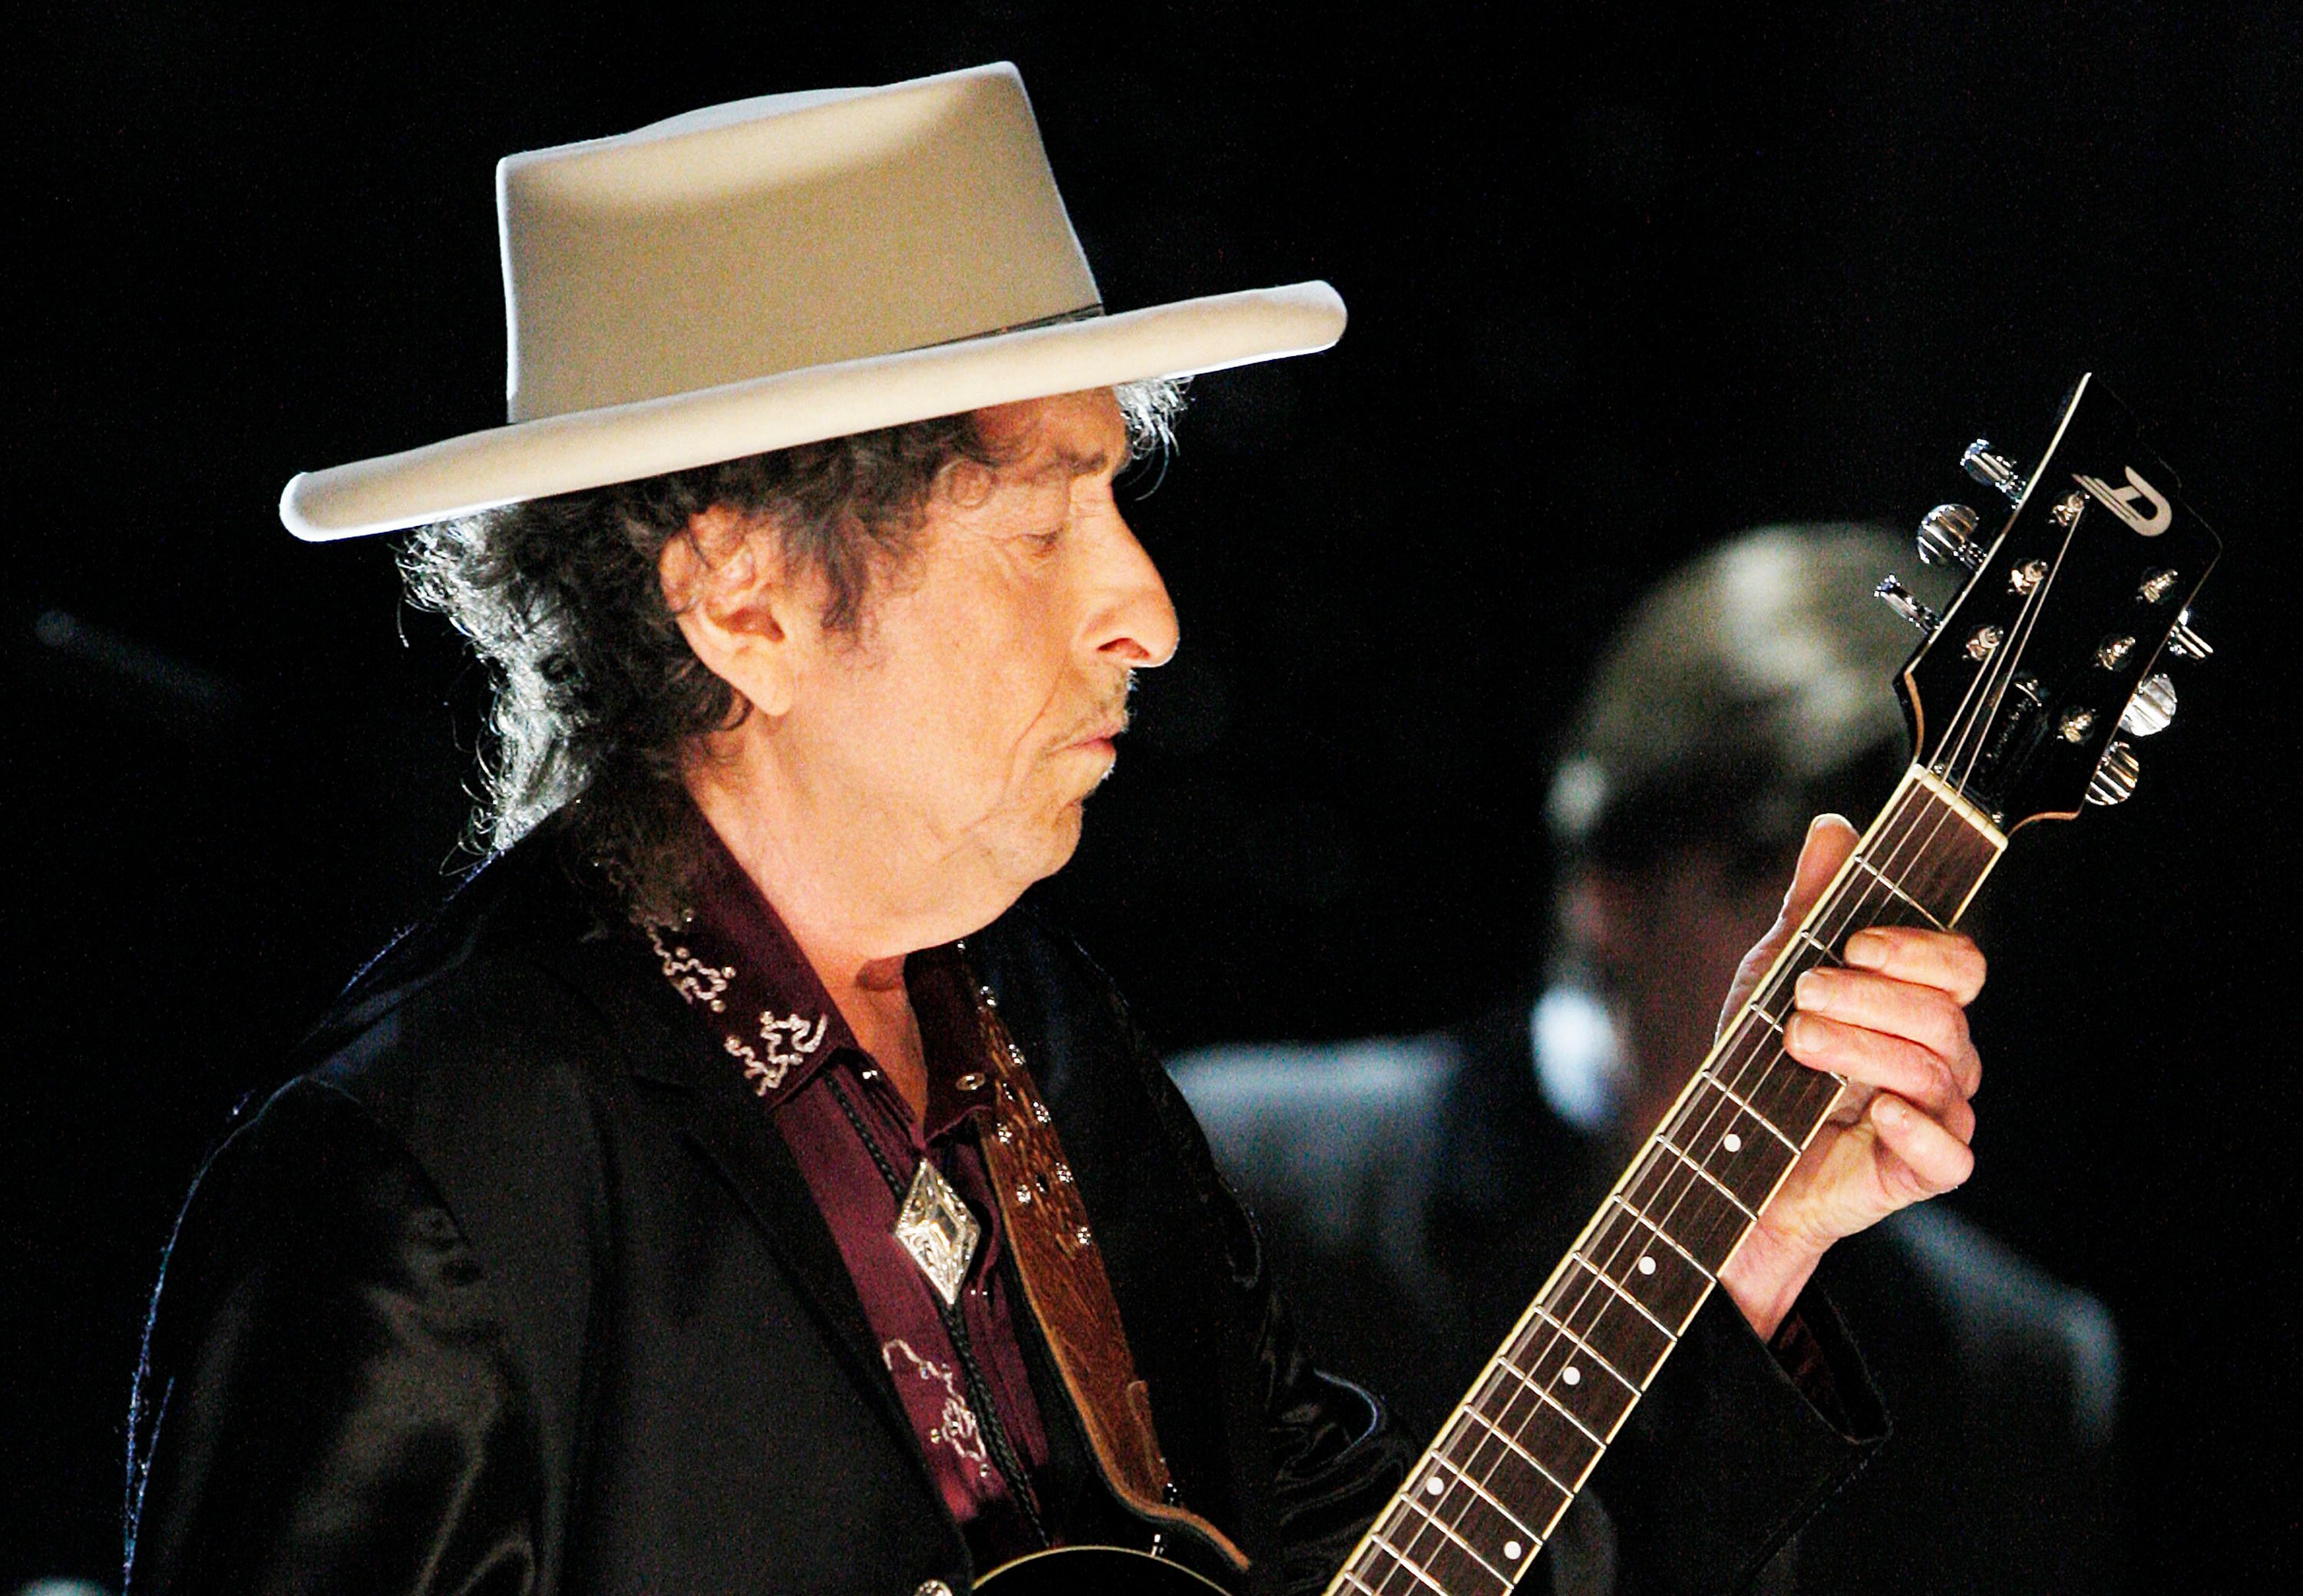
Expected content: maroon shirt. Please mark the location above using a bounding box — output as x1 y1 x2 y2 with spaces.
642 831 1052 1557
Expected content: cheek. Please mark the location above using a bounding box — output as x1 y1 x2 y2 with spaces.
877 580 1072 797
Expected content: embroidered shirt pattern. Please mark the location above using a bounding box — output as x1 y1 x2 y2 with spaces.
883 1337 993 1482
725 1008 830 1094
645 924 735 1012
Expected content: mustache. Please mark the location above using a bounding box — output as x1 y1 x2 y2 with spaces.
1062 676 1137 744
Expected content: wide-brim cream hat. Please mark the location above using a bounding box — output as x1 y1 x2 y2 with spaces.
281 62 1346 540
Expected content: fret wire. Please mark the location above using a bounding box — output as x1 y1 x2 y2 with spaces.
1658 1078 1800 1198
1428 1450 1544 1541
1366 1532 1449 1596
1610 1193 1715 1283
1654 1135 1759 1222
1715 1051 1837 1161
1793 926 1837 960
1458 1403 1575 1498
1697 1068 1799 1152
1528 1307 1638 1393
1399 1492 1513 1586
1851 852 1947 928
1337 1568 1383 1596
1459 1361 1602 1484
1569 1248 1683 1342
1380 1498 1489 1596
1700 1043 1829 1175
1352 1539 1436 1596
1651 1059 1811 1267
1489 1351 1606 1449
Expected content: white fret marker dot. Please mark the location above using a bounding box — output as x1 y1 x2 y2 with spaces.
1561 1365 1581 1386
1426 1475 1446 1496
1723 1132 1743 1152
1638 1255 1657 1275
1505 1540 1524 1561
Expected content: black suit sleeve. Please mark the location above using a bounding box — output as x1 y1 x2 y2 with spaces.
126 1081 547 1596
1586 1287 1887 1594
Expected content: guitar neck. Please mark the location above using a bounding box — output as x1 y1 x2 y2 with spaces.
1327 765 2007 1596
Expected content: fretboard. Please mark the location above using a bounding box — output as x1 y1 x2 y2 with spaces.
1328 766 2006 1596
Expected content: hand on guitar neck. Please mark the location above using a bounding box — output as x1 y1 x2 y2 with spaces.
1715 813 1987 1339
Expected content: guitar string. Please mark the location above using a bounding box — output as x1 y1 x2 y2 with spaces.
1641 477 2063 1334
1362 796 1938 1590
1419 487 2078 1581
1946 507 2082 801
1928 476 2078 802
1459 440 2093 1584
1371 749 2003 1588
1358 501 2066 1589
1361 788 1928 1591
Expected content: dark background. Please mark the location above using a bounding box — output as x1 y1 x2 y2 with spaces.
7 2 2297 1587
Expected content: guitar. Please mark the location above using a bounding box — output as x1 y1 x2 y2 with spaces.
980 373 2219 1594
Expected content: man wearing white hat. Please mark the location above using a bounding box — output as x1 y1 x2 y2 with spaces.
125 64 1985 1595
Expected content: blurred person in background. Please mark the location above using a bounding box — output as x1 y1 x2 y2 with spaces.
1177 524 2122 1593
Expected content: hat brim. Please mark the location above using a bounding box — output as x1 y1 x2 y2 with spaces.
280 280 1344 540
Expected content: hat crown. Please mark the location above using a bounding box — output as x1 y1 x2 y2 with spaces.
498 63 1101 422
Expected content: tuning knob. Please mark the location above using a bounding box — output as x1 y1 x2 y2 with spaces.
1961 439 2027 504
1917 504 1985 572
2119 673 2177 736
2166 610 2213 659
2086 739 2139 806
1875 575 1941 635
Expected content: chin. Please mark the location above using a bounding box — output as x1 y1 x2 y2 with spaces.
1039 803 1088 875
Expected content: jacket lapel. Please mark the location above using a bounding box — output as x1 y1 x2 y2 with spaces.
541 926 934 1484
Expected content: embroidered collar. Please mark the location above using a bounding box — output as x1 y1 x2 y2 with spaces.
643 831 856 1105
643 818 998 1135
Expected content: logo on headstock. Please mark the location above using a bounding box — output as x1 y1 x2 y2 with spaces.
2073 465 2173 537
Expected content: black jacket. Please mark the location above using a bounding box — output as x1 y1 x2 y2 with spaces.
128 834 1883 1594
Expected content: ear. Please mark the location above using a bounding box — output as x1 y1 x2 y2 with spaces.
659 505 805 719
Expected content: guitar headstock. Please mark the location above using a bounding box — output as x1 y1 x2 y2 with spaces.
1883 374 2222 831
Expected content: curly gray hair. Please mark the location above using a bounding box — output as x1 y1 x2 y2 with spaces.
400 379 1184 921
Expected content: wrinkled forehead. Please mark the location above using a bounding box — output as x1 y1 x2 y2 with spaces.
973 388 1131 482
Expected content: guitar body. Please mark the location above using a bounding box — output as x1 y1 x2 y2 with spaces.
978 1544 1234 1593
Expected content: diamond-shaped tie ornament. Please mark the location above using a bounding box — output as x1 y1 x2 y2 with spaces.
894 1157 981 1307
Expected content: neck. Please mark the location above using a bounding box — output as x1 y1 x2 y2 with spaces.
1329 765 2007 1595
683 748 940 1113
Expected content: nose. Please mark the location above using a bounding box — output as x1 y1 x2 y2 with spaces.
1090 511 1181 669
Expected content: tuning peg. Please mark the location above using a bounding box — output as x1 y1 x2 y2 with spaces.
1875 575 1941 635
2086 739 2139 806
1961 439 2027 504
1917 504 1985 572
2166 610 2212 659
2119 673 2177 737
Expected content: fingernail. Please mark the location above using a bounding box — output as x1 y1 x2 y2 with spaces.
1794 969 1826 1008
1843 930 1887 969
1874 1095 1909 1125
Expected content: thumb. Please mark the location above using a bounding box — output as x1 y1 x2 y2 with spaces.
1718 814 1861 1038
1782 812 1859 925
